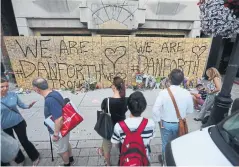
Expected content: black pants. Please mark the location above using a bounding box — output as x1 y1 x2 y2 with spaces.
3 121 39 164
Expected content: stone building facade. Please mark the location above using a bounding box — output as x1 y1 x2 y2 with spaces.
12 0 201 37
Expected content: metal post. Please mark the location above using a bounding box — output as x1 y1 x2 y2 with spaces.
204 36 224 78
203 34 239 127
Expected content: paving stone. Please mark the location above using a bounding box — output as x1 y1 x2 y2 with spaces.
42 157 58 166
110 156 119 166
39 149 51 158
150 144 161 153
37 157 49 166
151 163 162 166
89 148 99 156
150 138 161 145
71 148 81 157
94 140 102 147
77 139 101 148
97 157 105 166
70 140 79 148
33 141 50 149
79 148 90 157
75 157 89 166
52 157 64 166
87 156 99 166
150 153 160 163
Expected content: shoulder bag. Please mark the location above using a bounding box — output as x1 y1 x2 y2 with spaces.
44 96 84 137
94 98 114 140
167 88 188 136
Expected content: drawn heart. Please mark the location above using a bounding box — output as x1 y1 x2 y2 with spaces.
105 46 127 65
192 46 207 59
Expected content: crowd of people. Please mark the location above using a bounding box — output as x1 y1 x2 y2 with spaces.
0 67 236 166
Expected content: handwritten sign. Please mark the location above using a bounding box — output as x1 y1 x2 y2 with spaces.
4 36 211 89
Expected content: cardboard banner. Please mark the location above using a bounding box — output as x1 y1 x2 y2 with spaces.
4 36 212 89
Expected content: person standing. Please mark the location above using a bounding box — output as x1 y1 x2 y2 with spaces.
97 77 128 166
111 91 155 163
32 77 75 166
152 69 194 164
194 67 221 122
1 77 40 166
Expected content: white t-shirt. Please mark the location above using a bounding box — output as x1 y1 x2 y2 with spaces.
111 117 155 154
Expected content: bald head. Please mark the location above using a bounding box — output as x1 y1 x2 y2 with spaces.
32 77 48 90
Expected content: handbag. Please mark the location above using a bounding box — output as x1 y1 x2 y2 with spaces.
167 88 188 136
44 96 84 138
94 98 114 140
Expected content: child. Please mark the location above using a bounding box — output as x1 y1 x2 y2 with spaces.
191 84 207 110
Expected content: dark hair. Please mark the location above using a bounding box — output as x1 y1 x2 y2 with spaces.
127 91 147 117
169 69 184 85
32 77 49 90
113 77 125 98
196 84 203 88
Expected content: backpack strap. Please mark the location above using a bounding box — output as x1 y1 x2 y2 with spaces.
136 118 148 135
119 121 131 135
46 95 64 107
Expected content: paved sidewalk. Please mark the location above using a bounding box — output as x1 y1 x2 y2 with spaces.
11 84 239 166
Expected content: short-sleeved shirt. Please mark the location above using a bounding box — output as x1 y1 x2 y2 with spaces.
101 97 128 125
44 91 64 134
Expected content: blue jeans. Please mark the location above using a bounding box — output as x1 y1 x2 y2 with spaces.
159 121 179 158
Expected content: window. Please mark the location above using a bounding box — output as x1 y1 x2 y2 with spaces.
221 112 239 154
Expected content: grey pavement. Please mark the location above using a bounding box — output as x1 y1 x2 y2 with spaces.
11 83 239 166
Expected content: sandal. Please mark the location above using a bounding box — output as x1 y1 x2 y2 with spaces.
96 148 104 156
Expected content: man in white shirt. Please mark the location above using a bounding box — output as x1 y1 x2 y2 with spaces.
152 69 194 164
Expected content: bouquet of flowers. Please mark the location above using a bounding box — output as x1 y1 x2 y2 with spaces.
224 0 239 18
198 0 239 37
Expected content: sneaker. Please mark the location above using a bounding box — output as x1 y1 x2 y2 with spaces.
58 163 70 167
58 161 75 167
70 160 76 166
